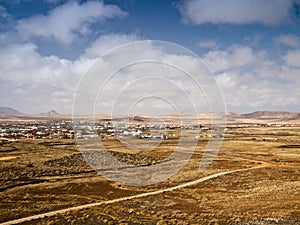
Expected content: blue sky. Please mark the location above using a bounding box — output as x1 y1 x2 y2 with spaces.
0 0 300 114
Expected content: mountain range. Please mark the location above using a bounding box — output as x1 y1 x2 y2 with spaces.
40 110 60 116
0 107 22 115
0 107 60 116
0 107 299 124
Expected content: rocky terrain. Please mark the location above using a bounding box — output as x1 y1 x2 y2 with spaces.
0 121 299 224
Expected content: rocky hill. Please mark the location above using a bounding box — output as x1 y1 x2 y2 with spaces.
0 107 22 115
241 110 298 119
40 110 60 116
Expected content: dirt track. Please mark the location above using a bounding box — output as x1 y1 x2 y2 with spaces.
0 162 270 225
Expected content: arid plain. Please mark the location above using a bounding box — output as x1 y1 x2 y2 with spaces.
0 111 299 225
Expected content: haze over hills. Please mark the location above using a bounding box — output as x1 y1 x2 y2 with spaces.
0 107 61 116
241 110 299 120
40 110 60 116
226 110 300 125
0 107 22 115
0 107 299 124
104 110 300 125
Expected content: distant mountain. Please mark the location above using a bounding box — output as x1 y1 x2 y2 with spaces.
210 111 241 118
241 110 298 120
40 110 60 116
224 111 240 117
0 107 22 115
286 112 300 121
130 115 146 122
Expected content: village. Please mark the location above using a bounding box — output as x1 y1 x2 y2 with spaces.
0 120 74 139
0 119 197 140
0 118 295 141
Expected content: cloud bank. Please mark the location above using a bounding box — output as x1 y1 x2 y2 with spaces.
204 44 300 112
1 37 299 114
0 0 299 114
17 1 127 44
0 32 140 114
274 34 300 48
179 0 297 25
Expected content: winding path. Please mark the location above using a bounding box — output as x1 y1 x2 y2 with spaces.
1 163 269 225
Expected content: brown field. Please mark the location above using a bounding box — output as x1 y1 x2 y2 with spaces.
0 125 299 225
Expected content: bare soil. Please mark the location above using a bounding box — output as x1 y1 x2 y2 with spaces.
0 126 299 224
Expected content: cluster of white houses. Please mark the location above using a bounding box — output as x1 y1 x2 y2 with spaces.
0 116 220 141
0 120 194 140
74 121 188 140
0 120 75 139
1 118 294 140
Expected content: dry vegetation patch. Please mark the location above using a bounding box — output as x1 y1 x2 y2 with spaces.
0 126 299 224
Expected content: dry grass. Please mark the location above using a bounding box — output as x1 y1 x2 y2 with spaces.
0 125 299 224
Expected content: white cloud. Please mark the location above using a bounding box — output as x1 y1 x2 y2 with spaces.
179 0 296 25
274 34 300 48
198 40 218 49
203 45 267 73
202 44 300 112
0 37 299 114
83 33 139 59
75 40 224 115
0 42 78 113
0 6 14 30
42 0 65 4
0 6 9 19
284 50 300 67
17 1 127 44
0 32 140 114
216 69 300 112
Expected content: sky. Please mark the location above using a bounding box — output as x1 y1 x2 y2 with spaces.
0 0 300 114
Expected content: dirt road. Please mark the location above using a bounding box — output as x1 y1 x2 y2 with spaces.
0 163 269 225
